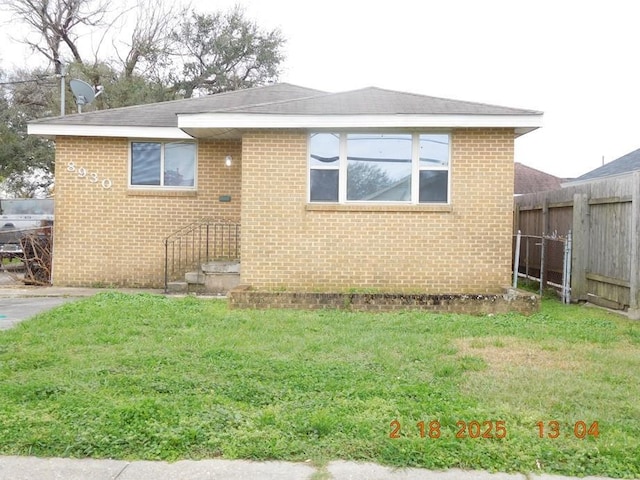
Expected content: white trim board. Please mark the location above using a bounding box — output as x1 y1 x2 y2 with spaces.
178 113 543 136
28 113 543 139
27 124 193 140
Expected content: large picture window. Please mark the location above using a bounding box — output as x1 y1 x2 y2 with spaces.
308 133 449 203
130 141 196 188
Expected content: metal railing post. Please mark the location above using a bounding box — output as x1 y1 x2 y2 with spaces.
164 239 169 293
206 224 210 262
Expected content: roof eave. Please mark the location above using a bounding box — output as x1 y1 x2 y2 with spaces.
27 124 193 139
27 113 543 139
177 113 543 134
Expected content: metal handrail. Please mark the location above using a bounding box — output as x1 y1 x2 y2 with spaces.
164 219 240 292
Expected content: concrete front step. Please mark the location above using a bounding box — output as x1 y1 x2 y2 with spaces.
166 281 188 293
202 260 240 274
185 271 205 285
184 261 241 295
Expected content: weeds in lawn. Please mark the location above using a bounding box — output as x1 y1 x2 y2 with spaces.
0 293 639 478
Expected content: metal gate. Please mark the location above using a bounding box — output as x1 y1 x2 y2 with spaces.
512 230 572 303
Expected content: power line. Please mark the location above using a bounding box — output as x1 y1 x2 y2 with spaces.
0 76 57 86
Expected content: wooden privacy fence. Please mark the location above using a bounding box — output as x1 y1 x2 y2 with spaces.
514 171 640 318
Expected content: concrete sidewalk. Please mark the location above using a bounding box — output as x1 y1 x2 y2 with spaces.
0 456 621 480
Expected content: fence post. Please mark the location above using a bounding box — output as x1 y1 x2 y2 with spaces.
629 172 640 319
571 193 589 301
513 230 521 289
525 235 530 279
539 236 546 296
540 199 549 292
561 231 572 304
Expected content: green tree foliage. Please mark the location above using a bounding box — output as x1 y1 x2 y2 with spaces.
174 7 285 98
0 69 55 197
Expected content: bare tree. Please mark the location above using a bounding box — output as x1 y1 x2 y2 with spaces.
1 0 110 73
119 0 185 79
2 1 285 99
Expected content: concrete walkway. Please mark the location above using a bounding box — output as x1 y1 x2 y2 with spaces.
0 285 163 330
0 284 163 299
0 286 633 480
0 457 621 480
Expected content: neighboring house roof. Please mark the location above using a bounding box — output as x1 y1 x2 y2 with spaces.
514 162 564 195
28 83 543 140
564 148 640 186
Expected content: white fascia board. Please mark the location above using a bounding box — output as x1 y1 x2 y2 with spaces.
27 124 193 139
177 113 543 130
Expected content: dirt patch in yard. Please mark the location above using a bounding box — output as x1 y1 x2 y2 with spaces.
455 337 583 372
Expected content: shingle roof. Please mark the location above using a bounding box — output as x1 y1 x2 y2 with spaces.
31 83 325 127
573 148 640 182
208 87 542 116
31 83 541 128
514 162 563 194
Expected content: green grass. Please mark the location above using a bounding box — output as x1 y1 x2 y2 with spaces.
0 292 639 478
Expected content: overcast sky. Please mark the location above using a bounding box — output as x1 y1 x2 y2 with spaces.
1 0 639 178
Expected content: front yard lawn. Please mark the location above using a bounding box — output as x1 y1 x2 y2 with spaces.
0 292 639 478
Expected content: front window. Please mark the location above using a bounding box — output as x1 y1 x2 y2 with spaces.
309 133 339 201
130 141 196 188
419 134 449 202
308 133 449 203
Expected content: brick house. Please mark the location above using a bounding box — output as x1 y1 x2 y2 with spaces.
28 83 542 298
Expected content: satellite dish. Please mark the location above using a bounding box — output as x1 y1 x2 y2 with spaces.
69 79 102 113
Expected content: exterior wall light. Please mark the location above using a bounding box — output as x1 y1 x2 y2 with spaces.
224 155 233 167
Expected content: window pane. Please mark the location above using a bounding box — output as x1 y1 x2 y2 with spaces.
310 169 339 202
309 133 339 167
420 134 449 167
165 142 196 186
419 171 448 203
131 142 161 185
347 134 411 201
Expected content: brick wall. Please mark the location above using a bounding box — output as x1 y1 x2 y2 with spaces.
240 128 515 293
53 128 514 292
53 137 241 287
229 287 539 315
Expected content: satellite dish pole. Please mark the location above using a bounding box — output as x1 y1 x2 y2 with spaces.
69 79 103 113
59 64 67 117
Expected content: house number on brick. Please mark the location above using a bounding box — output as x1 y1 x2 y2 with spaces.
67 162 112 189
